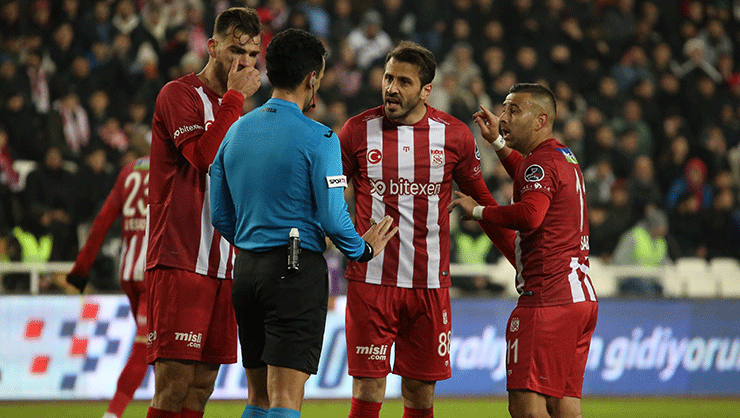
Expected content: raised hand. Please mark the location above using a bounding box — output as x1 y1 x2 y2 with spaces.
472 105 501 144
227 57 261 99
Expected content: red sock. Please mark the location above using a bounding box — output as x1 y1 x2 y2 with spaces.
348 397 382 418
108 342 149 417
146 407 180 418
180 408 204 418
402 406 433 418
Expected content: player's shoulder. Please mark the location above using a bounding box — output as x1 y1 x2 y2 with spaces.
346 106 384 127
426 106 469 129
159 74 200 99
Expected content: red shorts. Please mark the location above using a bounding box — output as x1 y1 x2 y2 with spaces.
146 267 237 365
121 278 147 337
505 301 598 398
345 281 451 381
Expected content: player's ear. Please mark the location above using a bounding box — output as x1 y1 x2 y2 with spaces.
420 83 432 101
207 38 218 58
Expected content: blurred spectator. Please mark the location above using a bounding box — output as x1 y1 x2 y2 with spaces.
668 190 707 258
28 0 55 46
611 98 654 157
588 75 621 119
602 0 638 57
347 9 392 70
73 146 114 225
297 0 331 39
328 0 353 49
686 74 725 137
450 218 503 295
79 0 114 48
348 64 384 116
626 155 663 218
702 187 740 260
50 54 99 105
671 37 723 87
21 145 78 262
611 207 679 296
47 90 90 161
610 44 653 95
379 0 415 45
584 157 616 207
332 40 362 101
656 135 691 194
48 22 83 75
612 129 641 179
696 18 733 66
23 48 52 115
2 90 45 161
587 203 623 262
666 157 713 210
438 42 481 91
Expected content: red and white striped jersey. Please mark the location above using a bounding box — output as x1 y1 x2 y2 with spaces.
70 157 149 282
147 74 235 279
510 139 597 307
340 105 485 288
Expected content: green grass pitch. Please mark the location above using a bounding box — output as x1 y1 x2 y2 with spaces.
2 398 740 417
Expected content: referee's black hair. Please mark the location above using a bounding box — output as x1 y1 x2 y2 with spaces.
213 7 261 44
266 28 326 90
385 41 436 87
508 83 557 116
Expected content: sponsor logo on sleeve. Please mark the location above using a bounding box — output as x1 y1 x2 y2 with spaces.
524 164 544 182
173 124 204 139
326 175 347 188
557 147 578 163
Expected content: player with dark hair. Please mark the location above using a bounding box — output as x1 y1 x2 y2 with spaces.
449 83 599 418
145 7 262 418
210 28 397 418
66 153 150 418
339 41 516 418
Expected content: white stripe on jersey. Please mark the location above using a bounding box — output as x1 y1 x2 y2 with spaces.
568 257 587 302
121 236 133 280
133 237 146 281
396 125 415 288
365 117 385 285
426 119 446 288
514 231 524 293
194 87 223 276
196 86 215 124
197 171 215 275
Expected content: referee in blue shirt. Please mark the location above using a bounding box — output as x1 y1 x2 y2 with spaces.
210 29 396 418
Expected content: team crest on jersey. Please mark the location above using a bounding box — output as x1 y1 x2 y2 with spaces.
367 149 382 164
524 164 544 182
430 149 444 166
557 147 578 164
510 317 520 332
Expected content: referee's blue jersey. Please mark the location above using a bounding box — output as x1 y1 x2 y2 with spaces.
210 98 366 260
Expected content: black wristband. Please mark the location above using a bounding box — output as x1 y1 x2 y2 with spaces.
357 240 374 262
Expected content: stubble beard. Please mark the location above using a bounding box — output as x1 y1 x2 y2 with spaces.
384 94 421 123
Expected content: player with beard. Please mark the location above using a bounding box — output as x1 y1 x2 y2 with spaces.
145 7 261 418
449 83 598 418
339 41 516 418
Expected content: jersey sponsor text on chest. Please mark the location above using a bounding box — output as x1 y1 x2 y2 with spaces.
370 178 441 196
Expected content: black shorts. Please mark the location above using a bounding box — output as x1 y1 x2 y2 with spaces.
232 246 328 375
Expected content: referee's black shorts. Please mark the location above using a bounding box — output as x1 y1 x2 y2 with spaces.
232 246 329 375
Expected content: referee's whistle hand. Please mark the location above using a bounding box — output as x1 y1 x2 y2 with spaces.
362 215 398 259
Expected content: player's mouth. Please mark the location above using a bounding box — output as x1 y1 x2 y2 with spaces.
500 127 511 140
385 96 401 111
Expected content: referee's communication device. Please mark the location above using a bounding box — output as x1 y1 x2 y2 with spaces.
288 228 301 270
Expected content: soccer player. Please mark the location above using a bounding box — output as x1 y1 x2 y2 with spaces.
66 154 150 418
210 28 397 418
449 83 599 418
145 7 262 418
339 41 516 418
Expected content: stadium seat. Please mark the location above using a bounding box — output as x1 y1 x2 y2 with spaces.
708 257 740 298
588 257 618 298
659 264 684 298
675 257 717 298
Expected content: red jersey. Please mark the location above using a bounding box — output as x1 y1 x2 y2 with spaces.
508 139 597 307
70 157 149 282
147 74 236 279
341 105 498 288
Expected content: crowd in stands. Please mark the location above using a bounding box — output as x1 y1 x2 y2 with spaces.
0 0 739 294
